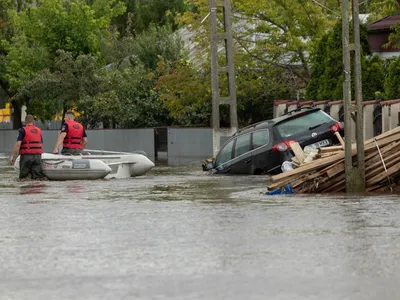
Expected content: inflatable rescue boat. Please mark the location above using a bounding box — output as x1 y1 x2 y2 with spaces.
13 149 155 180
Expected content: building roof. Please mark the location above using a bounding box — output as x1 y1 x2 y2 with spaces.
368 15 400 31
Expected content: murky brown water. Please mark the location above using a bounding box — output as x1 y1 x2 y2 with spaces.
1 158 400 300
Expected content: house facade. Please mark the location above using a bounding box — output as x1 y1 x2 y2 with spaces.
367 14 400 59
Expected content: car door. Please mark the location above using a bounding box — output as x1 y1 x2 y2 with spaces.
229 133 252 174
250 129 277 174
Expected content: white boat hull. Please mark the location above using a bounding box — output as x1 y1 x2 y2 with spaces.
13 150 155 180
14 157 111 180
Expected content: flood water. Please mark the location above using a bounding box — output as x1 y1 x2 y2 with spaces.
1 157 400 300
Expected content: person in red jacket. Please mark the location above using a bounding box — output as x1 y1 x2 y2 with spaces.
52 110 88 155
9 114 46 180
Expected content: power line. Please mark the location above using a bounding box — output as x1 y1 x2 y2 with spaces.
311 0 341 16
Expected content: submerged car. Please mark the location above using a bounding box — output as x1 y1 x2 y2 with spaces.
203 107 344 175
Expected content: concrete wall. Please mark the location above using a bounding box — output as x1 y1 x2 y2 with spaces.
382 105 390 133
388 103 400 130
364 104 374 140
167 128 213 165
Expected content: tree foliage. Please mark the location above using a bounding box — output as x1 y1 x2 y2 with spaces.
80 65 172 128
156 58 294 127
177 0 342 87
2 0 126 127
305 21 382 101
113 0 188 37
13 50 100 121
384 56 400 100
1 0 399 130
156 58 211 126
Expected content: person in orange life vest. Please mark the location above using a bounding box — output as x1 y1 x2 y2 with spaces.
9 114 46 180
52 110 88 155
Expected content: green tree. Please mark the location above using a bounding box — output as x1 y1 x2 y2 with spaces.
235 66 293 126
384 56 400 100
156 57 294 127
113 0 188 37
156 58 211 126
80 64 172 128
362 55 384 101
3 0 126 127
103 24 185 71
13 50 100 121
306 21 378 101
177 0 342 87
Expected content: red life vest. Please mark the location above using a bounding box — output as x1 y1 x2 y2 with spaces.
19 125 43 155
63 120 84 149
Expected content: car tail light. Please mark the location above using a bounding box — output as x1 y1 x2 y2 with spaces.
330 122 343 133
273 140 296 152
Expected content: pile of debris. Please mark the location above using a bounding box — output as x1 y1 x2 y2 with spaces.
268 127 400 193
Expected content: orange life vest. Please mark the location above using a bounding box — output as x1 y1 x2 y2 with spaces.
63 120 84 149
19 125 43 155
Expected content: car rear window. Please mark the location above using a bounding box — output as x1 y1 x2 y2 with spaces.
276 110 335 138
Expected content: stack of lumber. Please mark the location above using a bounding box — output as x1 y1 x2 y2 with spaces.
268 127 400 193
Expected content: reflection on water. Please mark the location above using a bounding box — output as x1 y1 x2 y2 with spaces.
20 183 48 195
67 185 85 194
0 162 400 300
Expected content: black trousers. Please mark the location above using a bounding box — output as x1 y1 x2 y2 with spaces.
61 148 83 155
19 154 46 180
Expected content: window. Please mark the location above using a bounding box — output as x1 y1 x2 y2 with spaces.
215 140 234 167
234 134 251 158
276 110 335 138
252 130 269 149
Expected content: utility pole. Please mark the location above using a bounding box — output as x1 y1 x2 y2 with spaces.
209 0 238 156
342 0 365 192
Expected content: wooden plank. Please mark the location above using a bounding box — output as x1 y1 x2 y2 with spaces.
366 154 400 181
365 126 400 145
364 142 398 163
314 173 345 192
271 149 353 183
268 174 301 190
335 132 345 149
364 133 400 152
307 159 344 180
366 161 400 186
365 150 400 174
366 184 389 192
323 175 346 193
319 146 344 153
365 141 398 160
372 184 396 193
326 161 345 178
319 151 343 158
291 157 300 165
289 142 306 164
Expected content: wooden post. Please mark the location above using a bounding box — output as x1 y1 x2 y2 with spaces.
342 0 355 192
352 0 366 191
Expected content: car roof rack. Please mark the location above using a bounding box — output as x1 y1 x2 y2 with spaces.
232 119 273 136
